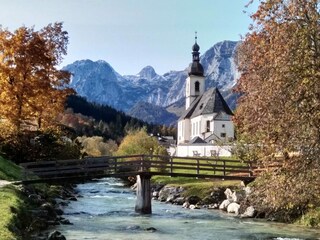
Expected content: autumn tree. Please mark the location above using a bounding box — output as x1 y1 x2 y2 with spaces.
235 0 320 221
116 128 168 156
76 136 118 157
0 22 73 133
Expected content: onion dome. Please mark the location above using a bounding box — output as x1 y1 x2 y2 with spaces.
188 32 204 76
192 42 200 52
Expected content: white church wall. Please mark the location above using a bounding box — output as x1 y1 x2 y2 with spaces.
190 115 202 139
177 119 191 144
200 114 213 137
176 144 232 157
212 120 234 142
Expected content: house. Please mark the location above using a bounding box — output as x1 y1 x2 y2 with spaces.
176 36 235 157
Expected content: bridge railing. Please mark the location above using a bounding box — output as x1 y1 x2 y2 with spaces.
20 155 256 181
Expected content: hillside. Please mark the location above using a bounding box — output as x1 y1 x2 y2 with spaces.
62 95 176 140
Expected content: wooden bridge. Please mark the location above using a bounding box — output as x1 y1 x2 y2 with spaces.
20 155 256 214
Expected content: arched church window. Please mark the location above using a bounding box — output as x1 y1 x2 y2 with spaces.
195 81 200 93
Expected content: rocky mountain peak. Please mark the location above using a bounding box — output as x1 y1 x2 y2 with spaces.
64 40 240 125
137 66 157 80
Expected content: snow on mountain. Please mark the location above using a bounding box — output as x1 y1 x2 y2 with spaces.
64 59 127 110
63 40 240 125
201 41 240 90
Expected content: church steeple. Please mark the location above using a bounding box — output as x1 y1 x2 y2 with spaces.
185 32 205 110
189 32 204 76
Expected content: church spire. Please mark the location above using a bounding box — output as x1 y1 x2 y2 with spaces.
189 31 204 76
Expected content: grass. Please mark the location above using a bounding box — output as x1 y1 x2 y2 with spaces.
0 156 29 240
0 156 22 181
150 156 246 199
150 156 249 177
151 175 242 199
0 185 29 240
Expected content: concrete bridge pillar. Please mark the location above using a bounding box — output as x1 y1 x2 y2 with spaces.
135 174 152 214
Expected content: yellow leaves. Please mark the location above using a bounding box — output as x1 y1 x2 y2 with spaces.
0 23 72 132
116 128 167 157
235 0 320 220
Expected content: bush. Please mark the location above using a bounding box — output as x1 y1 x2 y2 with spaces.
76 136 118 157
0 130 80 163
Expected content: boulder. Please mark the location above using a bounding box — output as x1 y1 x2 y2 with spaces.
200 196 215 205
210 187 226 204
151 183 165 192
126 225 141 231
189 204 200 210
208 203 219 209
240 206 256 218
68 196 77 201
219 199 231 210
227 202 240 215
231 190 246 203
182 202 190 209
60 219 73 225
55 207 64 216
40 203 56 218
224 188 233 201
152 191 159 198
166 194 177 203
173 197 185 205
28 194 44 205
29 217 48 231
187 195 201 205
48 230 66 240
158 186 184 202
243 186 252 196
145 227 157 232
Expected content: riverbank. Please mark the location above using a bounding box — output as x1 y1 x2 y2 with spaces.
150 175 320 228
0 156 76 239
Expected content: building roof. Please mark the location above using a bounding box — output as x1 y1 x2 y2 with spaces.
189 136 207 144
179 88 233 120
204 133 220 143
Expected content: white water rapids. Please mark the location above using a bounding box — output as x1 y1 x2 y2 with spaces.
53 178 320 240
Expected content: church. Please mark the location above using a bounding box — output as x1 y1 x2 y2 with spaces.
176 36 235 157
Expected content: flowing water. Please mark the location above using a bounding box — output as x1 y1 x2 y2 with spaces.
55 178 320 240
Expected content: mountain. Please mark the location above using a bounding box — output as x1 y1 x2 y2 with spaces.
128 101 178 126
63 40 240 125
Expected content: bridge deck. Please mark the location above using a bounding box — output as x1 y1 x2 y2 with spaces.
20 155 256 183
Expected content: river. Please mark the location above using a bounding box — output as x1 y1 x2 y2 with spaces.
55 178 320 240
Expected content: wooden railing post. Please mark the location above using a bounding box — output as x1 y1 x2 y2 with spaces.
114 158 117 173
223 160 226 176
249 161 253 177
196 158 200 176
140 155 145 172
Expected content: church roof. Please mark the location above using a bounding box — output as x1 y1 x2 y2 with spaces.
179 88 233 120
189 136 207 144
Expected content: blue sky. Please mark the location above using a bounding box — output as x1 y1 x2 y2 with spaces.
0 0 258 75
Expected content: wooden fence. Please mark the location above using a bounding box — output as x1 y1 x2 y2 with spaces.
20 155 256 182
